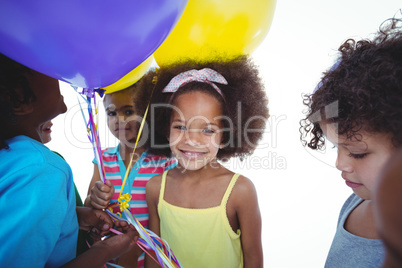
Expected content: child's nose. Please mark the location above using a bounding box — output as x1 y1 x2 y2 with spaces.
185 130 202 146
335 153 353 173
115 113 127 123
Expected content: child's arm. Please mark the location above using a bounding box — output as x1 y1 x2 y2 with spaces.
61 221 138 268
234 176 263 268
84 163 115 209
145 175 162 268
85 166 140 268
77 206 141 268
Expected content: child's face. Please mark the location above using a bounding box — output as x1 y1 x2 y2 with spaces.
29 71 67 124
104 91 137 143
169 91 223 171
321 123 394 200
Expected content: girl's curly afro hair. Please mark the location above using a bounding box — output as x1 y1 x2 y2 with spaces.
139 56 269 160
300 17 402 150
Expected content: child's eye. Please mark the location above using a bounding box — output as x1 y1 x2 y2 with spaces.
107 111 117 117
173 125 186 131
348 152 368 159
202 128 215 134
125 110 135 116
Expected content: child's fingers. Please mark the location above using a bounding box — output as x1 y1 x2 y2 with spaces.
89 199 107 209
88 182 115 209
88 193 109 209
104 179 115 192
114 220 131 233
94 180 113 194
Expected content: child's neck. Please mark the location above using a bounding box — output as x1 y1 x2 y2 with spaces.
118 142 146 169
172 161 226 179
4 122 42 143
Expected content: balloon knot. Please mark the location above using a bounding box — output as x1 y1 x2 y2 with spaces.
80 88 106 98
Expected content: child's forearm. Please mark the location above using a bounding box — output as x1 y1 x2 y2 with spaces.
60 246 114 268
145 252 161 268
244 257 263 268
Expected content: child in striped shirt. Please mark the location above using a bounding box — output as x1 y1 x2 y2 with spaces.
84 83 176 268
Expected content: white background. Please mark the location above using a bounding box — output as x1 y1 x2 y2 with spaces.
49 1 401 267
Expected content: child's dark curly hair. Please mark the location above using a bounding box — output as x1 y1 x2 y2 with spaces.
140 56 269 160
300 17 402 150
0 53 35 149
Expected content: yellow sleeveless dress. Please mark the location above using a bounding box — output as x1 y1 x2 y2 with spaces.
158 171 243 268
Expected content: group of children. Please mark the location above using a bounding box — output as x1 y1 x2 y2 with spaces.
85 56 268 267
0 15 401 268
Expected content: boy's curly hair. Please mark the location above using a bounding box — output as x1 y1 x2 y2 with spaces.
300 17 402 150
139 56 269 160
0 53 35 149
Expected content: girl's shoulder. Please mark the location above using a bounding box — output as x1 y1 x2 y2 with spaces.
147 173 164 189
227 173 259 215
232 174 256 195
344 199 380 239
146 173 164 200
215 168 256 195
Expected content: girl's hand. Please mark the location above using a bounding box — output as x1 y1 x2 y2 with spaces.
87 179 115 209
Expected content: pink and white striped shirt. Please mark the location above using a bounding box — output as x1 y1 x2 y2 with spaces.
94 145 176 268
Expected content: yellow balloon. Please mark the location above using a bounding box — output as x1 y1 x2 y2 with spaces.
103 55 154 94
154 0 276 66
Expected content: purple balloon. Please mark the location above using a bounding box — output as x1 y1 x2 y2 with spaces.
0 0 187 89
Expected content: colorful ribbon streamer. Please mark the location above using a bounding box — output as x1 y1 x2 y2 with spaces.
74 86 107 183
106 208 182 268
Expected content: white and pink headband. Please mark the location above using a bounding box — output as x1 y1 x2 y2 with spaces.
161 68 228 97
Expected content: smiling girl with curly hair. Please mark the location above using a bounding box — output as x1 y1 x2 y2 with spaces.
144 56 269 268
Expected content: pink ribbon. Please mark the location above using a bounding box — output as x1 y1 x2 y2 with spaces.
162 68 228 97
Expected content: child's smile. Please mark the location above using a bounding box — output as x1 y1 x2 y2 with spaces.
179 149 206 159
169 90 223 171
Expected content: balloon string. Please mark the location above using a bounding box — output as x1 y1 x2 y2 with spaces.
118 104 149 201
92 96 107 183
90 98 106 183
74 86 107 183
136 240 163 268
105 208 181 268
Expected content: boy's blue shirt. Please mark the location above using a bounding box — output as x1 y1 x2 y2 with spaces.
0 135 78 267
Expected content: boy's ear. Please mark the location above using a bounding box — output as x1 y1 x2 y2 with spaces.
11 87 35 115
13 102 34 115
